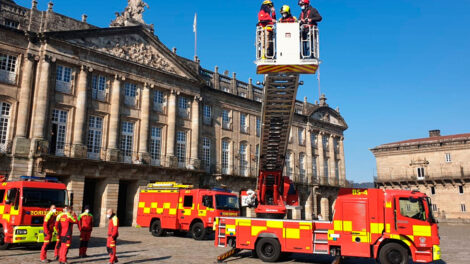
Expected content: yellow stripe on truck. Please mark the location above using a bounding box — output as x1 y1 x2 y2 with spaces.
413 225 432 237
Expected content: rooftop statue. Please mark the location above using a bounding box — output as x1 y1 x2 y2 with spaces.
110 0 154 32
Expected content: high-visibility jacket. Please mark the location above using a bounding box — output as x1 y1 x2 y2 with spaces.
54 212 77 237
258 4 276 27
78 212 93 232
43 210 56 235
300 5 322 26
108 215 119 239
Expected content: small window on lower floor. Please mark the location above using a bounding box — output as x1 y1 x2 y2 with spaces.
459 185 464 194
432 204 437 212
183 195 193 208
461 204 466 212
431 186 435 195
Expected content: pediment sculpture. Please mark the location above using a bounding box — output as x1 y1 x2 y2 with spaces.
111 0 154 32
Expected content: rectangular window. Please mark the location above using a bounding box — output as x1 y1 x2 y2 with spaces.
178 96 190 118
202 137 211 172
153 90 166 112
51 109 68 156
324 158 329 178
298 128 305 145
256 117 261 137
322 135 328 149
461 204 466 213
432 204 437 212
240 113 248 133
445 153 451 163
0 53 17 85
120 121 134 163
240 92 247 98
124 83 137 106
183 196 193 208
286 152 293 179
0 102 11 153
431 186 435 195
222 110 231 130
0 189 5 204
92 75 107 101
87 116 103 159
399 198 426 221
176 131 187 168
299 153 306 182
222 140 230 174
4 19 19 29
311 133 317 148
203 105 212 125
239 142 248 176
150 127 162 166
335 160 340 180
55 65 72 93
459 185 464 194
417 167 425 180
312 156 318 180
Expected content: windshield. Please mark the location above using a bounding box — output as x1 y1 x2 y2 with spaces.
23 188 67 208
215 195 239 211
399 197 426 221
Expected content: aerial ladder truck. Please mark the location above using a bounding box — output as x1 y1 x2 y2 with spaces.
215 22 441 264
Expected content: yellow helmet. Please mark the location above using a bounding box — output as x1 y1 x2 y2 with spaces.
263 0 273 5
280 5 290 14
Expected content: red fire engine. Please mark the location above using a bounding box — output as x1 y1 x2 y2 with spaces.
136 182 239 240
0 176 68 249
215 188 441 263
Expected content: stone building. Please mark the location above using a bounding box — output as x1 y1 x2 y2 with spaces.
0 0 348 226
371 130 470 223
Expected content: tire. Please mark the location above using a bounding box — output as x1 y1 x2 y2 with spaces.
256 238 281 262
191 222 206 240
379 243 409 264
0 228 11 250
150 220 164 237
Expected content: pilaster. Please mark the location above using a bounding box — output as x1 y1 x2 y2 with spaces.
138 83 151 164
71 65 91 158
166 90 177 163
107 75 122 162
328 135 336 185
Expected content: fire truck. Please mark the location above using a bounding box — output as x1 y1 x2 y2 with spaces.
215 188 440 263
214 21 441 264
0 176 68 249
136 182 239 240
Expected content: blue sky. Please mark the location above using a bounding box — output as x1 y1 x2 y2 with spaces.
17 0 470 183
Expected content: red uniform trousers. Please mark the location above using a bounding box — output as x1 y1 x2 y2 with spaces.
107 236 118 263
79 231 92 256
54 234 61 258
40 232 53 261
59 235 72 263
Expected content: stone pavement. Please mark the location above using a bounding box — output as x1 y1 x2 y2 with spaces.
0 223 464 264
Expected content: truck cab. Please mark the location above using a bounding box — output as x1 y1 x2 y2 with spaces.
136 182 239 240
0 176 68 249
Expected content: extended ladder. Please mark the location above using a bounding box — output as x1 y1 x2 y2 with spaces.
259 74 300 171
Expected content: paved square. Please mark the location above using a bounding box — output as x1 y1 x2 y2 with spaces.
0 223 463 263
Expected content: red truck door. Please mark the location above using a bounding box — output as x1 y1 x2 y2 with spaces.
341 201 371 257
394 196 433 247
178 193 195 230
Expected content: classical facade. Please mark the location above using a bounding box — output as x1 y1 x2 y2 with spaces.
371 130 470 222
0 0 348 226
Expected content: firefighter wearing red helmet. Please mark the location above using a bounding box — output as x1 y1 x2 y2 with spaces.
279 5 297 23
298 0 322 26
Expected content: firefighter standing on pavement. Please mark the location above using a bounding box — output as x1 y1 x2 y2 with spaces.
54 206 77 264
279 5 297 23
78 205 93 258
107 208 119 264
40 204 56 263
258 0 276 59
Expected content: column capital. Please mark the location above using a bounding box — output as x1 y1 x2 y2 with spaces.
114 74 125 81
193 95 202 102
27 53 40 61
43 54 56 63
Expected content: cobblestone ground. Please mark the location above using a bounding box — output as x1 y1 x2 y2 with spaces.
0 223 464 264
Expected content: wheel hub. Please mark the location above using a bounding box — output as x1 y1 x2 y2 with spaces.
387 249 403 264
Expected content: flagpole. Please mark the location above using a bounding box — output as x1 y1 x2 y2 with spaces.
194 13 197 59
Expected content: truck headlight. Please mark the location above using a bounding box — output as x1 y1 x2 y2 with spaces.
15 229 27 235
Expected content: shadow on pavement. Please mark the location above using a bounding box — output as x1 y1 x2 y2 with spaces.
122 256 172 263
72 254 139 263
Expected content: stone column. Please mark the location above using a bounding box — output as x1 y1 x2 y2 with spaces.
248 78 254 100
98 178 119 227
107 75 122 161
166 90 177 166
339 137 346 186
312 187 319 216
138 84 151 164
67 175 85 213
317 132 325 184
213 66 220 90
71 65 90 158
32 56 52 140
328 135 336 185
320 196 329 221
190 96 200 169
305 126 313 183
15 54 36 139
305 189 313 220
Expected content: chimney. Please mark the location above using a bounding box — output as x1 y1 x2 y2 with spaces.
82 14 88 23
47 1 53 12
429 130 441 137
172 47 177 54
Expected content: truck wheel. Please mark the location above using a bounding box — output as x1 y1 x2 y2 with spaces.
379 243 409 264
256 238 281 262
0 228 11 250
150 220 164 237
191 222 206 240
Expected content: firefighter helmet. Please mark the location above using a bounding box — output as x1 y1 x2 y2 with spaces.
280 5 291 14
298 0 310 5
263 0 273 5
